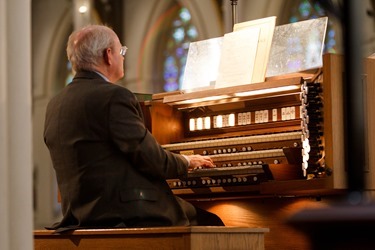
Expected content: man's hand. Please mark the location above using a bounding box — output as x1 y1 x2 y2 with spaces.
186 155 214 170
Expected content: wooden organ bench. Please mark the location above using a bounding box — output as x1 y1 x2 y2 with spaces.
34 226 269 250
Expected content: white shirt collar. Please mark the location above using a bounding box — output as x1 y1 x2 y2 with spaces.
94 71 110 82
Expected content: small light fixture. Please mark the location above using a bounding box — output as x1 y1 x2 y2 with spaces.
78 5 88 13
204 117 211 129
189 118 195 131
234 85 300 97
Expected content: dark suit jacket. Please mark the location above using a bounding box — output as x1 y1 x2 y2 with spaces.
44 71 194 229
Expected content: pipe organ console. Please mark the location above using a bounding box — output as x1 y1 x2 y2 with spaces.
144 54 375 198
148 65 332 196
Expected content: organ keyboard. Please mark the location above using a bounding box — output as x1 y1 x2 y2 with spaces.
169 164 269 189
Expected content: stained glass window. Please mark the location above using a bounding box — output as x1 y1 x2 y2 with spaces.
65 61 74 85
162 7 198 92
289 0 337 53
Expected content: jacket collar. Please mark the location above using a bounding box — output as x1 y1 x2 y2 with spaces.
73 70 106 81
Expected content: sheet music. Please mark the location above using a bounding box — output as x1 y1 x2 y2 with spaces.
234 16 276 83
181 37 223 92
266 17 328 77
215 27 260 89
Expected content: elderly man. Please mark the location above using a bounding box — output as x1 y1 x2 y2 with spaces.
44 24 224 231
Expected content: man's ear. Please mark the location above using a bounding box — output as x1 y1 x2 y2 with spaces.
103 48 112 65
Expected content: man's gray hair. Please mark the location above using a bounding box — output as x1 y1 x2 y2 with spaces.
67 25 115 72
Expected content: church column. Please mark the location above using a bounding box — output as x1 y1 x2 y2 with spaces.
0 0 33 249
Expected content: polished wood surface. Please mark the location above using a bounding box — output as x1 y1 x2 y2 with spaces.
34 226 269 250
322 54 346 189
192 195 345 250
163 77 303 107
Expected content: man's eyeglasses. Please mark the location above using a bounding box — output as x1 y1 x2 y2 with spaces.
120 46 128 57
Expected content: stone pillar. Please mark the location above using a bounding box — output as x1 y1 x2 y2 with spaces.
0 0 33 249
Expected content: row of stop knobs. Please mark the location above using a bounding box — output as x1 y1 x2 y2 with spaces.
202 146 255 155
171 176 259 187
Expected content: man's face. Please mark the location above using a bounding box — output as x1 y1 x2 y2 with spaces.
110 34 125 82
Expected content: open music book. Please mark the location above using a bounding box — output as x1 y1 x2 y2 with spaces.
182 16 276 92
181 37 223 92
182 16 327 92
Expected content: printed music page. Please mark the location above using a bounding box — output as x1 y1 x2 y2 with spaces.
234 16 276 83
215 26 260 89
266 17 328 77
181 37 223 92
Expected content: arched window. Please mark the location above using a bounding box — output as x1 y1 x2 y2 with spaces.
289 0 338 53
158 5 198 92
65 61 74 85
